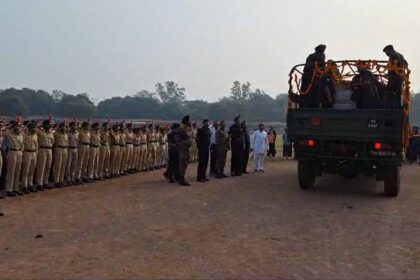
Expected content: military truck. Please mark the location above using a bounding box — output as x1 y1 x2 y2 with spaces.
287 60 411 197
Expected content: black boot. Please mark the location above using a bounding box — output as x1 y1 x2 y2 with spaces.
178 177 190 186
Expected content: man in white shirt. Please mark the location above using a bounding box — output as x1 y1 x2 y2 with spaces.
251 123 269 172
209 121 218 176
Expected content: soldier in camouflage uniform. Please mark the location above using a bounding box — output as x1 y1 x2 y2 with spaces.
215 120 229 179
164 123 180 183
174 115 192 186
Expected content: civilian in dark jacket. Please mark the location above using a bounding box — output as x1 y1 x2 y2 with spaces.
241 121 250 174
228 115 244 176
196 119 212 182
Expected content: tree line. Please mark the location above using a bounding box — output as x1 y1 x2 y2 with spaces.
0 81 288 122
1 81 420 124
0 88 95 119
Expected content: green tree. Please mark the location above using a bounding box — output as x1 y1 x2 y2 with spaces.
155 81 186 104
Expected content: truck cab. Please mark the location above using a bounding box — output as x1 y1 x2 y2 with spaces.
287 60 411 197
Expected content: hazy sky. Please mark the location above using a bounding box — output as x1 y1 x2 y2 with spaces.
1 0 419 102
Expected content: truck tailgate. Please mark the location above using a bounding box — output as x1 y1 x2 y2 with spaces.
287 109 404 142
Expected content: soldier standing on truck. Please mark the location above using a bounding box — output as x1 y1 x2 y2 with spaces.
300 44 327 108
351 61 380 109
383 45 408 108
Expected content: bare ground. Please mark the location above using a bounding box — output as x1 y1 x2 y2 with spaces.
0 159 420 279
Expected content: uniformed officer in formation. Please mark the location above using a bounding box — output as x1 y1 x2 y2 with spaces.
110 123 121 177
88 122 101 181
22 121 38 193
0 114 255 198
75 121 90 184
36 119 55 190
4 119 24 196
139 125 148 171
53 121 69 188
99 122 110 179
0 117 159 198
67 121 79 185
124 123 134 173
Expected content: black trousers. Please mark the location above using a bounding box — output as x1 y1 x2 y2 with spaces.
241 148 250 172
167 148 179 180
283 144 292 157
197 148 210 180
267 143 276 157
210 144 217 174
231 145 242 175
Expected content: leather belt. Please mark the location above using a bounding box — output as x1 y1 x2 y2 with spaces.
133 144 141 146
81 143 90 146
90 144 100 148
9 148 22 151
40 146 53 149
25 149 36 152
141 143 147 145
56 146 68 149
69 146 78 149
126 142 132 145
101 143 109 146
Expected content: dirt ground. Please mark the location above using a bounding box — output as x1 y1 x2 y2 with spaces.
0 159 420 279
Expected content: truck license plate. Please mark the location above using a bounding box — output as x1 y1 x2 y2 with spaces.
367 119 379 129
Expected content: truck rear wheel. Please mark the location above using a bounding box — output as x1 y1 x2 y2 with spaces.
384 166 400 197
298 161 316 189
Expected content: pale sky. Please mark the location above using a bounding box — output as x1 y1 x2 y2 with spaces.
1 0 419 102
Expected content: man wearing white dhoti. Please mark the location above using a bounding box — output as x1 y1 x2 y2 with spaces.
251 123 269 172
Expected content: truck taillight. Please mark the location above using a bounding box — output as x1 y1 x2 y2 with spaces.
308 139 315 147
374 142 392 150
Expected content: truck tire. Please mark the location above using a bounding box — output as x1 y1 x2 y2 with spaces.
384 166 400 197
298 161 316 189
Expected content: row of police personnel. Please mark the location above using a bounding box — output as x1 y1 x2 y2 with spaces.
0 118 175 198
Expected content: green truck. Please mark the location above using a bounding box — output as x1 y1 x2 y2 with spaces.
287 60 411 197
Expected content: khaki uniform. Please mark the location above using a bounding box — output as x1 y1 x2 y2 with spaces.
156 131 164 167
21 132 38 189
110 130 121 175
147 130 157 169
191 128 198 161
118 132 126 173
5 131 24 192
132 133 141 171
67 130 79 182
139 131 148 170
160 132 168 166
88 130 100 179
125 131 134 171
99 128 110 178
76 130 90 180
36 130 54 186
53 131 69 184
